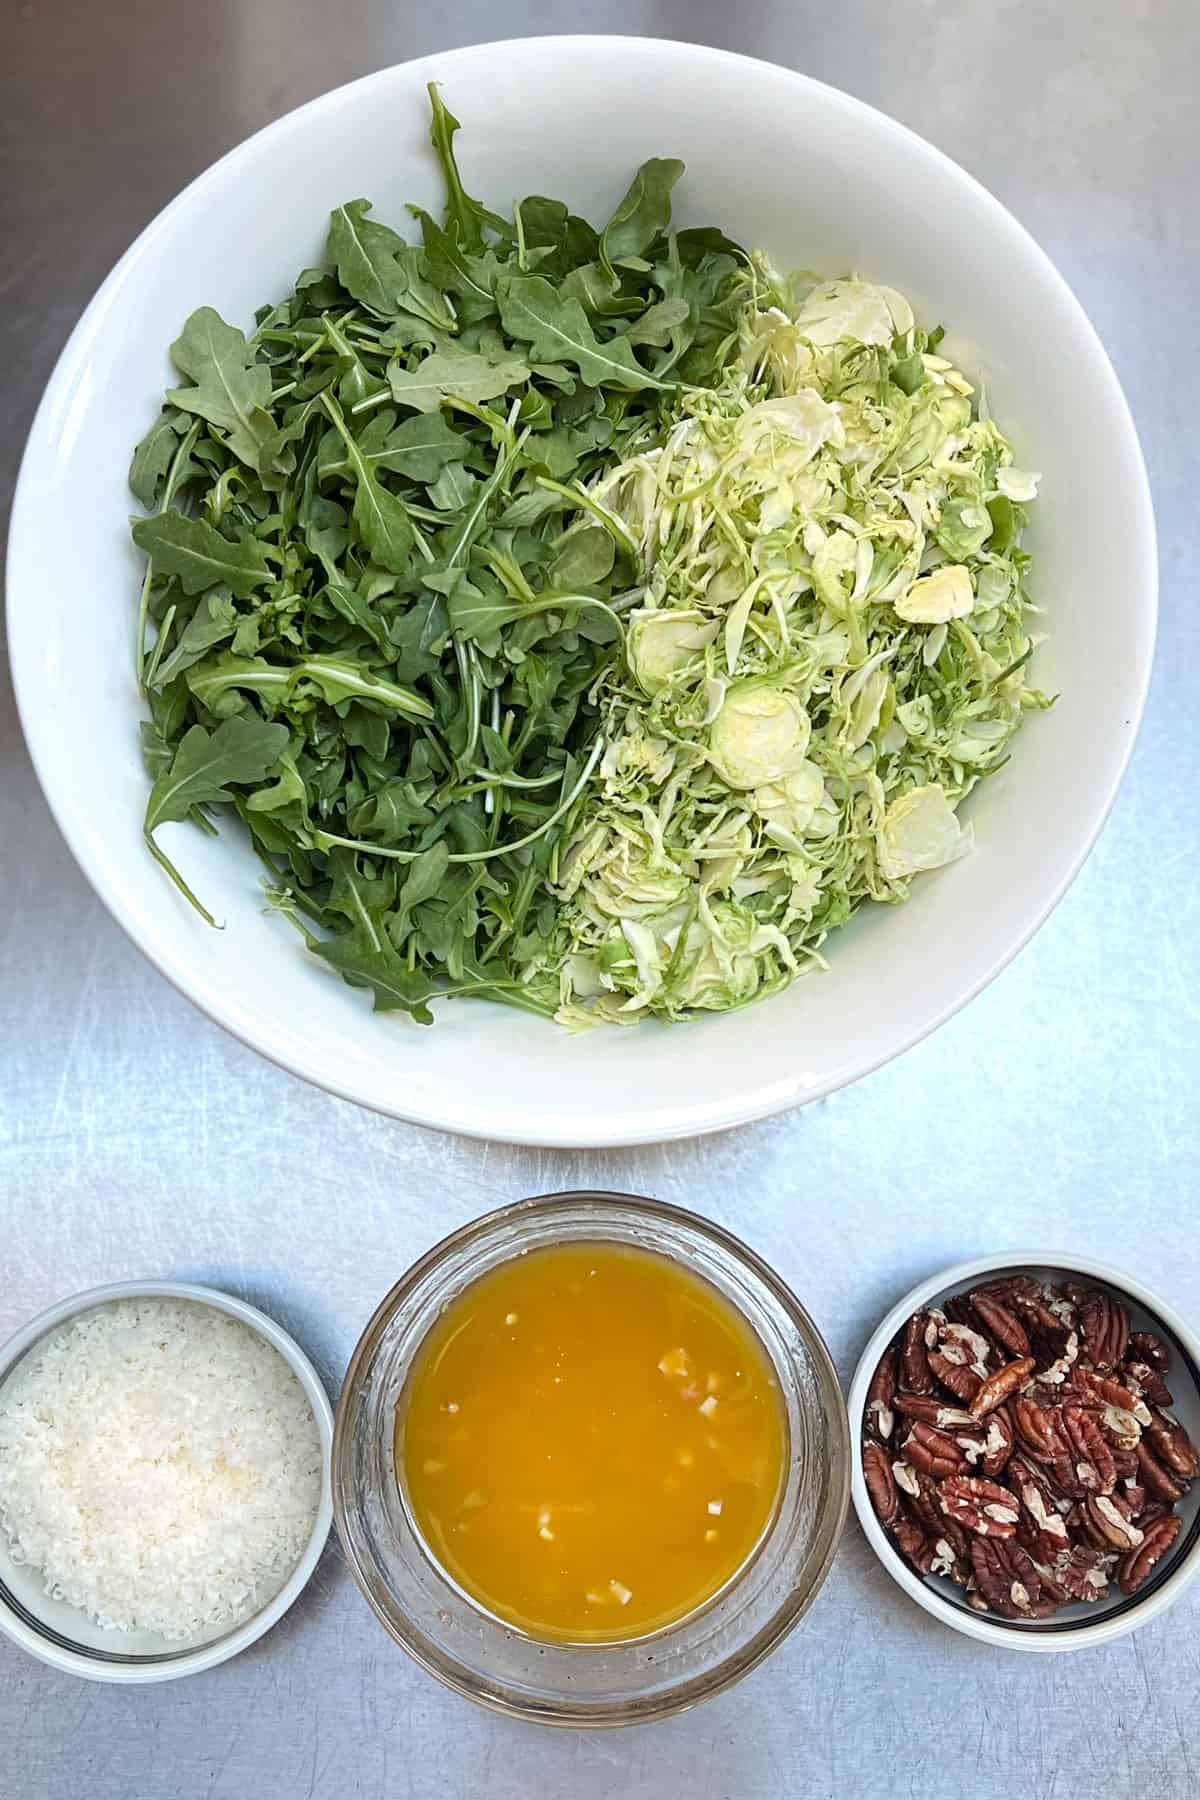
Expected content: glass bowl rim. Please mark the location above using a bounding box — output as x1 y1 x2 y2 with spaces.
332 1189 851 1724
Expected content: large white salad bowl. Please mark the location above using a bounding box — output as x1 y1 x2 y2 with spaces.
7 37 1155 1146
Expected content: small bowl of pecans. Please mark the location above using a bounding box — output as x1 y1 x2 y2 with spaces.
848 1253 1200 1649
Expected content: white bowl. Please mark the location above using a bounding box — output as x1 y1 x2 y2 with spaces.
848 1254 1200 1651
6 37 1156 1147
0 1281 333 1683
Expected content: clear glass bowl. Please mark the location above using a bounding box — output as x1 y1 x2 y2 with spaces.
333 1191 849 1725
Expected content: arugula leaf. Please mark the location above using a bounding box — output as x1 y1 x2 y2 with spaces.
387 346 530 412
413 207 500 318
152 590 239 686
388 594 448 681
494 275 663 391
426 83 509 252
166 308 278 473
326 200 455 329
600 159 684 276
312 926 439 1021
145 715 290 833
325 581 392 652
131 511 276 598
428 463 479 511
129 409 185 508
185 651 433 720
392 840 451 936
322 392 420 572
561 263 632 318
621 298 690 349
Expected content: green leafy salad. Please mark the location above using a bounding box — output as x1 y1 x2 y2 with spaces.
130 86 1048 1026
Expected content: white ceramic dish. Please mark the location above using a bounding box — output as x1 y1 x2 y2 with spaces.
848 1254 1200 1651
0 1281 333 1683
6 37 1156 1147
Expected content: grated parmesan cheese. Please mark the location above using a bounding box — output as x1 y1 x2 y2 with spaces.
0 1299 322 1641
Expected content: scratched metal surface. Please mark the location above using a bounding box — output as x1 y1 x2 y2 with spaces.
2 2 1198 1795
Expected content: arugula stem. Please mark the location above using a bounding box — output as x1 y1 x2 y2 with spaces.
142 602 176 691
315 738 604 865
143 830 218 927
135 420 200 693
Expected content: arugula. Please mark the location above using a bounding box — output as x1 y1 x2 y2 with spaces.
166 308 278 473
494 275 665 391
130 511 276 597
127 86 750 1020
599 158 684 276
387 345 531 412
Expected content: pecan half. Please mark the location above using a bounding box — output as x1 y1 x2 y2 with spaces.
939 1475 1019 1537
892 1392 976 1429
1015 1405 1082 1500
1122 1358 1173 1409
1029 1559 1071 1605
1080 1290 1129 1369
1035 1327 1080 1387
970 1356 1036 1420
900 1465 948 1535
1062 1402 1117 1494
977 1275 1043 1309
1127 1330 1170 1373
892 1459 921 1500
901 1314 934 1395
891 1516 935 1574
1110 1445 1140 1483
1137 1438 1189 1505
1121 1481 1148 1516
1118 1515 1182 1594
971 1292 1032 1358
1082 1494 1144 1553
1054 1543 1114 1603
969 1538 1045 1618
942 1320 993 1370
929 1535 970 1584
903 1422 968 1480
957 1406 1016 1479
1097 1405 1144 1453
1011 1456 1071 1558
1071 1367 1151 1422
928 1349 982 1404
1145 1409 1199 1481
935 1511 971 1563
1012 1395 1061 1461
863 1441 898 1526
865 1347 898 1442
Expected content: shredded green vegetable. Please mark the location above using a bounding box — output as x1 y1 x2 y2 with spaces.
538 272 1051 1023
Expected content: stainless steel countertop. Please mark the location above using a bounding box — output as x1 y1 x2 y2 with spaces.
3 4 1198 1795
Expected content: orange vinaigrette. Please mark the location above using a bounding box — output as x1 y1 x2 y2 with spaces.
396 1242 787 1642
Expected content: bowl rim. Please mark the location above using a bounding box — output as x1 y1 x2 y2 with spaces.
5 35 1158 1148
0 1279 334 1684
847 1251 1200 1651
332 1189 851 1724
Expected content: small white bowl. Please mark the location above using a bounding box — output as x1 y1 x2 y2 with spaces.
0 1281 333 1683
848 1253 1200 1651
6 37 1156 1147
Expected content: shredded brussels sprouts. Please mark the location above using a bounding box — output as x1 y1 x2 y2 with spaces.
535 264 1050 1024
